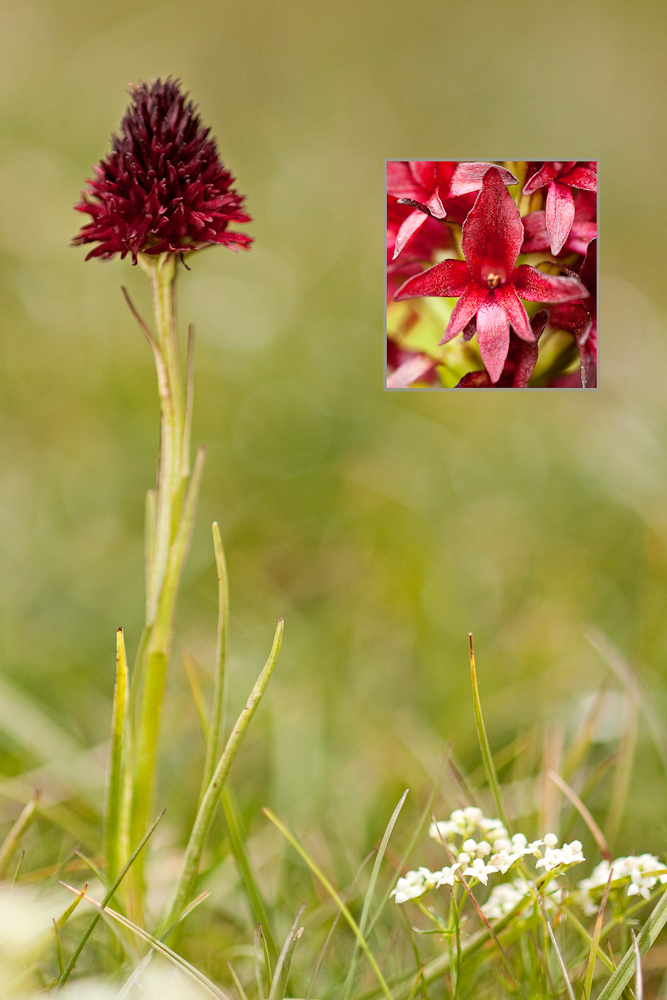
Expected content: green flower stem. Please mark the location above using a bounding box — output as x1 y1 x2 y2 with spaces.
126 253 198 920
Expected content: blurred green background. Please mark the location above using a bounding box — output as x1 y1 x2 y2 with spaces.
1 0 667 912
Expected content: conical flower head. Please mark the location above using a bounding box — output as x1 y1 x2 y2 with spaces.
73 78 252 262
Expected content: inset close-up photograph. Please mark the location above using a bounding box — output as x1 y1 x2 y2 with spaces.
386 161 597 389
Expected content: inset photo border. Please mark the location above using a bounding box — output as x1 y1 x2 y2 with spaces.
385 161 598 389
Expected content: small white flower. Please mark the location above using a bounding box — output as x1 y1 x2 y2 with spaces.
543 833 559 848
462 838 478 853
463 857 499 885
479 816 507 838
457 851 471 865
536 840 585 873
436 864 460 887
493 837 512 853
450 809 466 828
429 819 457 843
476 840 491 857
463 806 483 825
511 833 528 849
482 878 563 921
489 849 523 875
391 867 438 905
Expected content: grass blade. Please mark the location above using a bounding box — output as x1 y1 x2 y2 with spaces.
162 620 283 934
58 808 165 986
200 522 230 804
606 689 638 844
268 905 305 1000
631 930 643 1000
106 628 129 885
368 754 447 936
546 770 611 861
596 886 667 1000
228 960 250 1000
0 789 39 878
223 785 278 962
540 904 576 1000
342 789 409 1000
582 873 612 1000
587 630 667 785
264 807 394 1000
62 884 231 1000
469 634 506 828
53 919 65 977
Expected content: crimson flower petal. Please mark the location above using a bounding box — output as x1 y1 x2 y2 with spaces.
394 258 471 300
387 161 423 200
448 161 517 197
392 209 429 260
566 220 597 255
512 311 548 386
425 189 446 219
476 294 510 383
462 167 524 286
456 371 492 387
409 161 436 190
387 353 437 388
495 284 533 342
560 164 597 191
513 264 589 302
522 162 559 195
439 281 489 343
546 181 575 255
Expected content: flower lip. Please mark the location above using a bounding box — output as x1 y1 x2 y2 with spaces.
73 77 252 262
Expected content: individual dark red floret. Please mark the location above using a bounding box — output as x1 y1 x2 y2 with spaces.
73 78 252 262
522 161 597 256
522 190 596 256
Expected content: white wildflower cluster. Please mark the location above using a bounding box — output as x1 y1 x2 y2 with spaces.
391 864 460 904
392 805 587 905
577 854 667 914
481 877 563 921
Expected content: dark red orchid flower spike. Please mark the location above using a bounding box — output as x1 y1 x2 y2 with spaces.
73 77 252 262
387 160 517 261
522 161 597 256
395 167 589 383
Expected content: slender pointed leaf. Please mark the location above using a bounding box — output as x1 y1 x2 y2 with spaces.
264 807 394 1000
106 628 129 885
162 620 283 933
0 789 39 878
469 634 506 827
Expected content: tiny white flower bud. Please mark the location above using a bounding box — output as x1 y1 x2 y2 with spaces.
462 838 478 852
543 833 558 847
458 852 471 865
476 840 491 856
463 806 483 824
